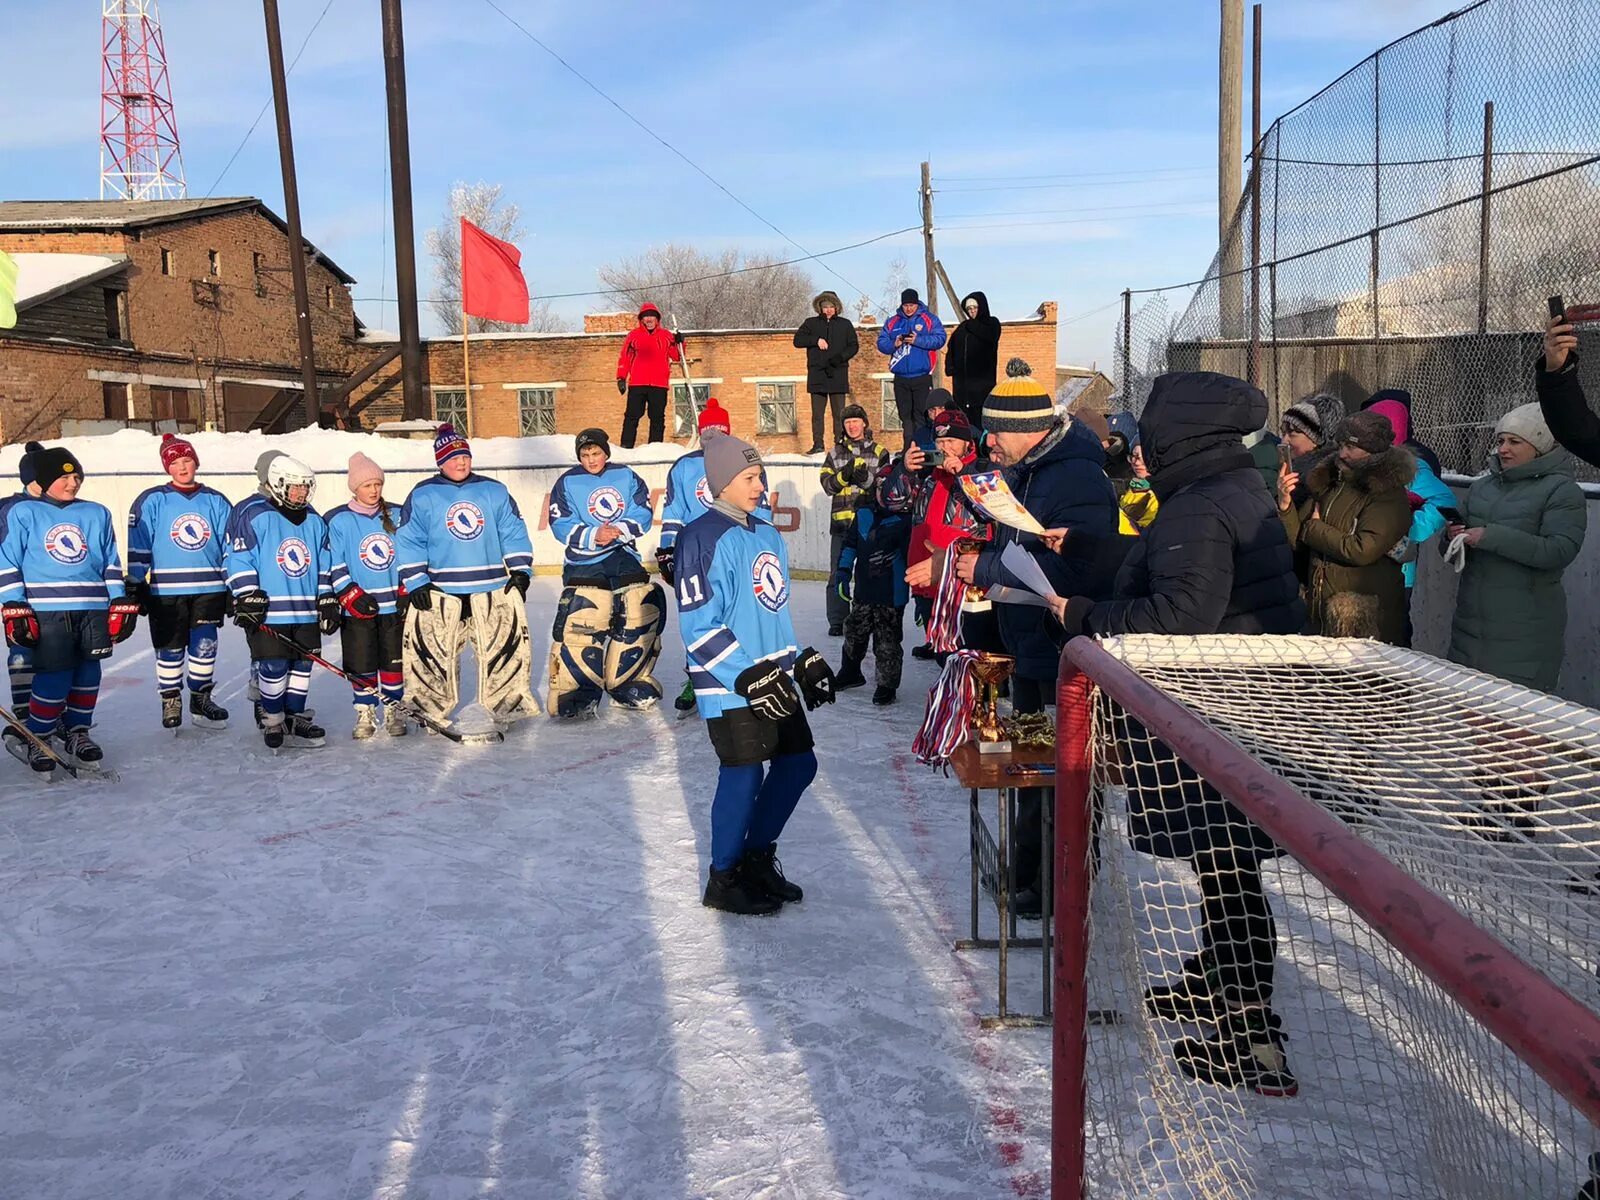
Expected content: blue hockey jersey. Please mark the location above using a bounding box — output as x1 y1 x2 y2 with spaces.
658 449 771 552
0 496 125 611
548 462 653 569
126 482 233 596
394 474 534 595
674 507 799 719
323 504 402 615
224 494 332 623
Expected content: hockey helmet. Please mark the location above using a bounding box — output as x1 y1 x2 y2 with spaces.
266 455 317 509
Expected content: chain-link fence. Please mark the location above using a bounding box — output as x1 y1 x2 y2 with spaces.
1111 0 1600 478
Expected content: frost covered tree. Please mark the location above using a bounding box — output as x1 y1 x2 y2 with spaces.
426 181 562 334
597 244 814 329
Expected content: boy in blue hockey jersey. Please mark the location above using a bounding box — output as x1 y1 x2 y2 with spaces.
1 443 43 762
324 453 401 740
0 447 138 774
546 427 666 718
225 454 335 750
832 460 914 706
126 434 234 731
394 425 538 725
675 435 837 915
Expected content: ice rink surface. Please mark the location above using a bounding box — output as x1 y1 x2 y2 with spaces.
1 578 1056 1200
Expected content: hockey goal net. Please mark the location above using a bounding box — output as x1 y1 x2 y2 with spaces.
1052 635 1600 1200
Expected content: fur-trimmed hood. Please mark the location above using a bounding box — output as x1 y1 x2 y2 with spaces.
813 290 844 316
1307 445 1415 495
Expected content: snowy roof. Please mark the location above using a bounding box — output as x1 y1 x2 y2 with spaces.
10 253 130 310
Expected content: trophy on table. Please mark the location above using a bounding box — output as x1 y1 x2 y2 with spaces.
970 652 1016 755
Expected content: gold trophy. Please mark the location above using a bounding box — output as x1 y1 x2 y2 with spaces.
953 537 989 601
970 653 1015 755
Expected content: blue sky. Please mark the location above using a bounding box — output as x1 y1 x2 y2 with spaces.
2 0 1446 369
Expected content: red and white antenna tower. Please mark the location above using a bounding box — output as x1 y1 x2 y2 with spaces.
100 0 187 200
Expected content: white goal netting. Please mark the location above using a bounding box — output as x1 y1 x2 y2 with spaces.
1068 635 1600 1200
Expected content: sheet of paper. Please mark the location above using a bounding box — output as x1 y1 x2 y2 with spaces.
1001 541 1060 600
986 585 1053 609
959 471 1047 535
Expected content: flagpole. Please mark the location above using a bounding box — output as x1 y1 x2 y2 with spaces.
460 222 473 432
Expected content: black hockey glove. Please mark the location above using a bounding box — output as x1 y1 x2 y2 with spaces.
403 582 433 612
504 570 531 600
672 330 685 344
317 593 342 635
832 569 851 603
2 602 39 648
734 661 800 722
655 546 676 588
108 598 141 644
124 577 151 614
792 646 836 710
337 584 378 620
233 590 269 629
616 378 628 396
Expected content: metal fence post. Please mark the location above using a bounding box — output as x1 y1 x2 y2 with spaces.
1478 100 1496 335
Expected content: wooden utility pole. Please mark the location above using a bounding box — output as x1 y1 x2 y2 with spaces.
380 0 427 420
262 0 323 428
920 161 938 318
1219 0 1245 340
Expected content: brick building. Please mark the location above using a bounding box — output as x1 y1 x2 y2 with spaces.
0 198 362 443
350 302 1061 454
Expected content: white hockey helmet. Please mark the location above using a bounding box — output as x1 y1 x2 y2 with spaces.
266 455 316 509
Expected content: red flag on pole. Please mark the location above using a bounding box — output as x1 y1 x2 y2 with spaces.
460 218 530 324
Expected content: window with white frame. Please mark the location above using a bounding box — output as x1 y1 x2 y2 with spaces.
756 382 797 435
518 388 557 437
879 380 902 433
672 383 711 438
434 389 468 434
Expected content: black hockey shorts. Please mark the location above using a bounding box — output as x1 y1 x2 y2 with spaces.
34 609 113 673
341 612 404 677
148 591 228 651
706 704 814 768
246 621 319 662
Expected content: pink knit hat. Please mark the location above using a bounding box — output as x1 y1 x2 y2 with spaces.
347 451 384 493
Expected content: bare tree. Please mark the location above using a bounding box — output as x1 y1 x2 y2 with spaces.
878 253 912 316
426 181 563 334
597 243 815 329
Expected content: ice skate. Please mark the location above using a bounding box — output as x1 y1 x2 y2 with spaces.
1173 1006 1298 1097
352 706 378 741
285 713 326 749
63 729 103 765
674 679 698 718
161 690 183 730
383 705 409 737
26 738 56 777
610 684 659 711
3 725 28 765
262 712 285 750
1145 953 1224 1024
188 687 229 730
703 865 782 916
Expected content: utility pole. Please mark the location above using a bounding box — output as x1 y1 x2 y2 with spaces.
920 161 938 319
1219 0 1245 340
380 0 426 421
262 0 322 428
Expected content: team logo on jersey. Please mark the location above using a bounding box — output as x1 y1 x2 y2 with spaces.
170 513 212 551
694 475 712 509
276 537 311 578
586 486 625 522
751 550 789 612
43 523 88 565
446 501 486 541
358 532 395 570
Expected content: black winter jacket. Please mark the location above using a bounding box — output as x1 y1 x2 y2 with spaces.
970 418 1119 681
1537 351 1600 468
945 291 1001 385
793 294 860 395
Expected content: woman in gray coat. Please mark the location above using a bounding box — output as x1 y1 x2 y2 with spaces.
1447 402 1587 693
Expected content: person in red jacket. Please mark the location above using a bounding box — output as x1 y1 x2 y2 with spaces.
903 406 987 659
615 302 685 448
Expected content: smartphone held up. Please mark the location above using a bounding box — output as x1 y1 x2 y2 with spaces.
1550 294 1600 326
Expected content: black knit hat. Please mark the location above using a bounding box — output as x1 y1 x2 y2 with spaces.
31 446 82 493
575 427 611 458
899 288 919 306
17 441 43 486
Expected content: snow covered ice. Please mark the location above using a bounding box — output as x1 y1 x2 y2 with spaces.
1 578 1057 1200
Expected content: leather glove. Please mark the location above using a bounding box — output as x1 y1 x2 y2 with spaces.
734 661 800 722
504 570 531 599
672 330 685 344
125 578 151 614
338 584 378 619
833 569 852 603
403 582 433 612
317 593 342 635
2 602 39 648
655 546 676 588
233 590 269 629
792 646 837 710
616 378 628 396
108 598 141 644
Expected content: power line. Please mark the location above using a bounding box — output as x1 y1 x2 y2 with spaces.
941 200 1212 220
200 0 340 198
935 170 1213 194
353 224 921 309
940 166 1210 183
1057 299 1125 327
477 0 871 299
940 209 1209 233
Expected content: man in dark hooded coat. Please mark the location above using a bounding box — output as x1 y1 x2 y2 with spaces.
945 291 1002 427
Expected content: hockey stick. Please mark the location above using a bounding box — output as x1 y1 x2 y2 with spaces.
252 621 503 746
669 315 705 449
0 702 113 781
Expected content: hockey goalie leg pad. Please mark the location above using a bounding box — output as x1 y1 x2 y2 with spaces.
546 585 609 719
402 593 465 723
604 581 666 710
470 590 542 722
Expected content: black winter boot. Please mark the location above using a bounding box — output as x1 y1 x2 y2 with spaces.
703 866 782 916
741 845 803 903
871 685 896 705
911 643 937 661
1145 952 1224 1024
1173 1006 1298 1097
834 658 867 690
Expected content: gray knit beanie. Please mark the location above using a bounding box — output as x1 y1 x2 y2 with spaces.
1282 392 1345 448
704 434 763 498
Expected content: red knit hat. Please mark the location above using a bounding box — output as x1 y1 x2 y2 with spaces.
160 433 198 472
698 397 731 435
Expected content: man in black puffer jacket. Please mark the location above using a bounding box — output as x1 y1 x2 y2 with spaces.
1050 370 1305 1100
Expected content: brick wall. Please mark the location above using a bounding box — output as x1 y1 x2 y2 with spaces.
0 341 148 443
352 301 1060 453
